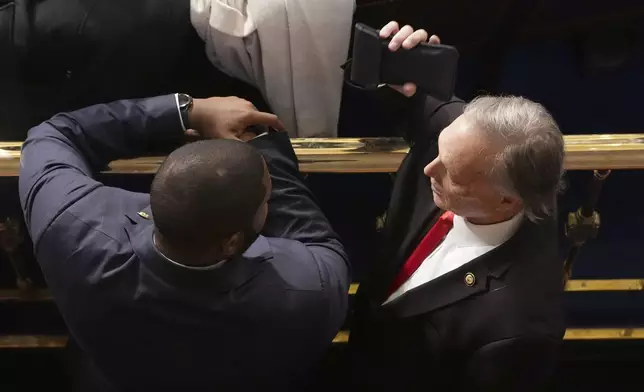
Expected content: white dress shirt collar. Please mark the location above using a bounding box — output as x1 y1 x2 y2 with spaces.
451 211 524 248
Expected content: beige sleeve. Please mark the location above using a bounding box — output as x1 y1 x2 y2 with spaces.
192 0 356 138
190 0 261 87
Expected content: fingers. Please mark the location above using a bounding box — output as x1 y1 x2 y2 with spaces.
379 21 399 39
239 132 257 142
402 29 429 50
238 98 285 130
381 22 439 97
185 128 200 138
388 24 414 51
389 83 417 98
389 85 405 95
401 83 417 97
381 21 440 50
244 100 258 111
245 111 286 131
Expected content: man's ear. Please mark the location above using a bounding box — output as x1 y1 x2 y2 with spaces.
500 194 523 212
221 232 244 258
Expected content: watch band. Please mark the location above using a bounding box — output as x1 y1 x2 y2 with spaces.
177 93 193 131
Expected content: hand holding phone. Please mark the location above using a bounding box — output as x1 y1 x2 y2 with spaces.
350 22 459 101
379 22 441 97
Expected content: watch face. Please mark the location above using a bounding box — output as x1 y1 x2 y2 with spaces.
178 93 192 109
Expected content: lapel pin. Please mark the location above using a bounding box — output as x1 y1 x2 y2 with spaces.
137 211 150 219
464 272 476 287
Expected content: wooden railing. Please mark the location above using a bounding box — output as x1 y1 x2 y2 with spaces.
2 134 644 349
1 134 644 174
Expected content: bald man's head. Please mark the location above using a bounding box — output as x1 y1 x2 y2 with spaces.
150 139 270 264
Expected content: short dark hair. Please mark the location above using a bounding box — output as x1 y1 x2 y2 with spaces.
150 139 267 246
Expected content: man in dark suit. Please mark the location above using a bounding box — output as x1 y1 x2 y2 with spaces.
19 93 350 391
348 22 566 391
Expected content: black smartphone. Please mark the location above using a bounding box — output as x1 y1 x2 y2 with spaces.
350 23 459 101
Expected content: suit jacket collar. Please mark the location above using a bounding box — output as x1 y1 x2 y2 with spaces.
382 217 537 319
125 208 271 292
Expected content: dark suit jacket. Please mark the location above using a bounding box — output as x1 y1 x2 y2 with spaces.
19 95 350 391
348 89 565 391
0 0 269 140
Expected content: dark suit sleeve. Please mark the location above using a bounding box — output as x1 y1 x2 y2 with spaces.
459 336 560 392
249 132 350 296
19 94 185 247
405 94 466 144
341 74 463 143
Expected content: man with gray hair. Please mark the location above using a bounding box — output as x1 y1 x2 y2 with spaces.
348 21 566 391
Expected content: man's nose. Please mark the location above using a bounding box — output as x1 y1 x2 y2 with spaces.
424 158 440 178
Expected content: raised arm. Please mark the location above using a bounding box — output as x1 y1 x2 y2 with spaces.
249 131 350 291
20 93 283 248
249 132 342 243
341 21 463 142
19 94 186 246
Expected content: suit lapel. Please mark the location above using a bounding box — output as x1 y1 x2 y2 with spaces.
369 140 442 303
383 218 535 319
395 196 441 269
363 98 466 303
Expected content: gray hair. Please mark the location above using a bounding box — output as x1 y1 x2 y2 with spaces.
462 95 565 222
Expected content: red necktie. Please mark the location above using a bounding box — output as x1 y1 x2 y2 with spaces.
388 211 455 295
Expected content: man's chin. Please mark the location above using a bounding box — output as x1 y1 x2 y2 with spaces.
433 193 446 209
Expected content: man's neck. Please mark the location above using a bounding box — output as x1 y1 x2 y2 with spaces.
153 232 225 268
465 209 521 226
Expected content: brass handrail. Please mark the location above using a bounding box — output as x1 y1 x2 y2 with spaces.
2 328 644 349
565 279 644 291
0 335 68 349
0 289 52 301
332 328 644 344
348 279 644 295
2 134 644 175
